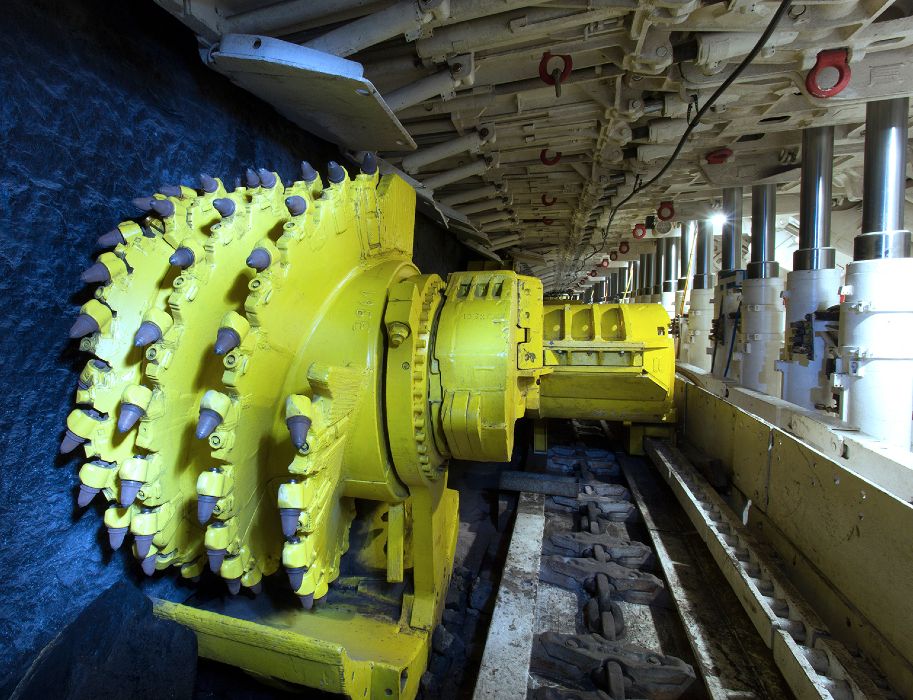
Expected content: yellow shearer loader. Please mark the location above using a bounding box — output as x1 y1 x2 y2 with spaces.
64 158 674 699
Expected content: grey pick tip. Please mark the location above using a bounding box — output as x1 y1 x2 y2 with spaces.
119 479 142 506
286 415 312 451
77 485 99 508
69 314 99 339
300 161 318 183
134 321 162 347
285 195 307 216
279 508 301 538
169 246 195 268
81 262 111 284
207 548 226 573
150 199 176 218
227 578 242 596
141 554 158 576
60 429 86 454
287 566 306 591
97 229 125 248
213 198 236 218
159 185 183 198
197 495 217 524
132 196 154 212
244 168 260 188
327 161 345 184
108 526 128 550
257 168 277 189
249 582 262 594
196 408 223 440
134 534 154 559
199 173 218 193
117 404 144 433
299 593 315 610
246 248 272 272
214 327 241 355
361 152 377 175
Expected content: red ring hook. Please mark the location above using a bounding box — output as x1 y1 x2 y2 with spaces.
540 148 562 166
538 52 573 85
705 148 733 165
619 241 630 254
632 223 647 239
589 270 597 277
542 217 554 225
609 251 618 262
806 48 851 98
541 193 557 206
657 201 675 221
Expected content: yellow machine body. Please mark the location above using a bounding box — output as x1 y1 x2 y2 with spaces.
65 166 674 699
535 301 676 425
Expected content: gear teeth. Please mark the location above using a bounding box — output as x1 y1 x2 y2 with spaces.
199 174 218 193
117 404 144 433
196 408 223 440
300 161 318 183
244 168 260 189
77 484 100 508
134 321 162 347
327 161 346 184
285 196 307 216
81 262 111 285
69 314 99 339
257 168 277 189
135 534 154 559
197 495 217 524
119 479 142 506
107 526 128 550
150 199 175 218
132 196 154 212
60 429 86 454
97 229 125 248
213 198 236 218
141 554 158 576
214 327 241 356
279 508 301 538
361 152 378 175
207 548 227 573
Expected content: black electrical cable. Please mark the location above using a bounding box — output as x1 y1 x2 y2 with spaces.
560 0 794 291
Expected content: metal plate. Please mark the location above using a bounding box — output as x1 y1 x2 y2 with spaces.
205 34 416 152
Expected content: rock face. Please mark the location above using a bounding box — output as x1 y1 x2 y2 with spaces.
10 581 196 699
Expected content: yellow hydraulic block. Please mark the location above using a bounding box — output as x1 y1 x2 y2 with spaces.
533 301 676 427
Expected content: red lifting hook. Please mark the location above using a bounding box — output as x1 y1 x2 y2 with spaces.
542 217 554 225
540 149 562 166
541 193 557 206
657 201 675 221
806 48 851 98
632 223 647 239
619 241 630 254
539 52 573 86
609 252 618 262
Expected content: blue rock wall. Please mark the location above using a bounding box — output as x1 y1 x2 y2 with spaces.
0 0 466 689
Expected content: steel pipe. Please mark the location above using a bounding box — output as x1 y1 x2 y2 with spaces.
401 128 491 174
653 241 665 296
384 69 461 113
439 185 500 206
638 254 648 297
678 221 694 290
721 187 743 272
304 0 433 57
662 237 679 293
748 184 779 279
644 253 656 297
693 221 713 290
795 126 836 270
857 97 911 260
422 158 491 190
